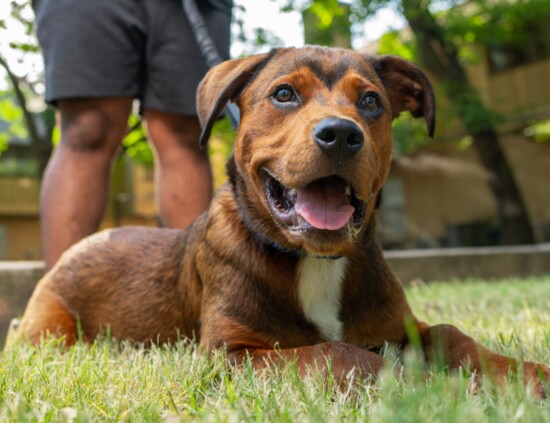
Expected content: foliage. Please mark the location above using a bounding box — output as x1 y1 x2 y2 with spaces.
0 0 55 178
306 0 347 28
208 116 238 188
377 29 416 61
2 276 550 421
524 119 550 143
1 0 43 90
0 93 26 152
391 115 431 154
233 2 288 57
250 27 285 51
444 0 550 53
120 114 152 166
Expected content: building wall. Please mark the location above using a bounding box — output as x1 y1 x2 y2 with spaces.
488 60 550 117
378 135 550 248
467 57 550 120
0 216 41 260
0 160 157 260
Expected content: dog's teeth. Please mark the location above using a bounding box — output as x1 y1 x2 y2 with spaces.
289 188 297 198
345 186 352 197
347 222 360 238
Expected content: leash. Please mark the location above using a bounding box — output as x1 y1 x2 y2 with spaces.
181 0 241 129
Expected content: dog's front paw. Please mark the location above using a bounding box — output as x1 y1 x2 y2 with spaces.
522 361 550 399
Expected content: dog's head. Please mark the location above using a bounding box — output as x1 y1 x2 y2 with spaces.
197 46 435 257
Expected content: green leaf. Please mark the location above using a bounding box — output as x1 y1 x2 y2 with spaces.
52 125 61 146
524 119 550 143
309 0 344 28
122 114 153 166
0 133 8 154
377 30 416 61
0 98 23 122
8 42 40 53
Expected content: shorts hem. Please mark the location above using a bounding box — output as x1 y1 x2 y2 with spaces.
45 83 140 106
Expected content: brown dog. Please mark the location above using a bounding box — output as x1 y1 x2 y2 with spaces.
15 46 549 394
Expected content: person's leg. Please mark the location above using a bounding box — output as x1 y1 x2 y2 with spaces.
143 110 212 228
40 97 133 271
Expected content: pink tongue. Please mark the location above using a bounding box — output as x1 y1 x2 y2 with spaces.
295 180 355 230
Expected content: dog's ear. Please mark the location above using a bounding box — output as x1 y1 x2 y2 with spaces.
196 53 271 147
372 55 436 137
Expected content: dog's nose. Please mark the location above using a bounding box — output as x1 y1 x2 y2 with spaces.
313 117 364 159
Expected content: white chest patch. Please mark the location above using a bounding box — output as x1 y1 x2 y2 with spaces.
297 256 347 341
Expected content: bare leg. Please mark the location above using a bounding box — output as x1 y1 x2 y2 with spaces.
228 341 386 385
40 98 133 271
143 110 212 228
418 323 550 397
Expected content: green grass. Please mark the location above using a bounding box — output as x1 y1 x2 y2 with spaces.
1 276 549 422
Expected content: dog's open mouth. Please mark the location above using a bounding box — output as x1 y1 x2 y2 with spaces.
262 169 366 232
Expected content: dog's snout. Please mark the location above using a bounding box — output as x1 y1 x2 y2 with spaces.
313 118 364 159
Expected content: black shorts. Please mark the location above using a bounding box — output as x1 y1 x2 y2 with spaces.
33 0 232 116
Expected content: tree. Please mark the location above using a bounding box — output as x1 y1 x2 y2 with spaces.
398 0 539 244
0 55 54 176
0 1 54 176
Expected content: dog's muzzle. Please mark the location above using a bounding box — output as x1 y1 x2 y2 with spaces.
262 170 366 233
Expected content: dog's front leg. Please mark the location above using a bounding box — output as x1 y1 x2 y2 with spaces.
228 341 386 385
417 323 550 396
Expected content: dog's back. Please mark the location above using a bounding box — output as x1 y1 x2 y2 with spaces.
18 224 205 345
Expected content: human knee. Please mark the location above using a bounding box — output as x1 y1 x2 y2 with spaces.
145 112 202 153
58 100 130 153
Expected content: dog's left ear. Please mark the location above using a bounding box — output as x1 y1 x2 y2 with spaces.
372 55 436 137
196 53 271 147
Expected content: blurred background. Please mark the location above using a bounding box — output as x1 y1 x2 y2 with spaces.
0 0 549 260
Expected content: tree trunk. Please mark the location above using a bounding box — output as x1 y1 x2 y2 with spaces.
0 53 54 179
401 0 535 244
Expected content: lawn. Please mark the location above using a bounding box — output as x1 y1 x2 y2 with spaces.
1 276 549 422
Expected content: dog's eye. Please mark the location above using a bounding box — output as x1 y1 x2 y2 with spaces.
359 93 381 115
273 86 296 103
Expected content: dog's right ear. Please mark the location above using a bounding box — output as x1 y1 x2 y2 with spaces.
196 53 271 148
371 55 436 138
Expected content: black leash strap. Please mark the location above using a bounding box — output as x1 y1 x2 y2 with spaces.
181 0 240 129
